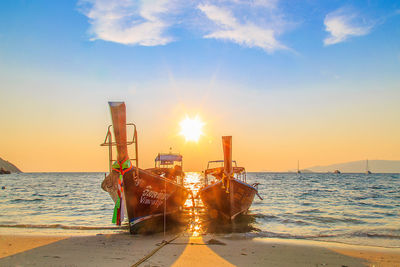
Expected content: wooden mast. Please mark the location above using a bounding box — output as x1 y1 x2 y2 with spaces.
222 136 233 177
222 136 235 219
109 102 129 162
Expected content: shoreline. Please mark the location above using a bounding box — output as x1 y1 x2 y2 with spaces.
2 225 400 249
1 233 399 266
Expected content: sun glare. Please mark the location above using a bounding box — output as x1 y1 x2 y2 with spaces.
179 116 204 142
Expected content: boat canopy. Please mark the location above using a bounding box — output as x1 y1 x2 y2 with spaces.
155 153 182 165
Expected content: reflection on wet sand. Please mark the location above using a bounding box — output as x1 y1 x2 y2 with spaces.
201 214 260 234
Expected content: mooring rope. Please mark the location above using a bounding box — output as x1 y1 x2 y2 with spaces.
131 187 203 266
129 233 226 267
130 233 182 267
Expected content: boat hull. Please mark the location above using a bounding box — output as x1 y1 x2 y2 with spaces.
122 168 189 233
199 179 257 220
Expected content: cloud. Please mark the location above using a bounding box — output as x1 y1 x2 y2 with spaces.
253 0 278 8
324 8 372 46
222 0 278 8
197 3 288 53
78 0 289 53
78 0 177 46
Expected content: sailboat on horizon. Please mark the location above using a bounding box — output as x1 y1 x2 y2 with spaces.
297 160 301 174
366 159 372 175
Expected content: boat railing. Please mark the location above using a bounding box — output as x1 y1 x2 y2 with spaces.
206 160 237 170
236 171 247 183
204 168 247 186
100 123 139 178
155 161 183 169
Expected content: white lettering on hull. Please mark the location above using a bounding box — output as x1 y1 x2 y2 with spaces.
139 187 170 208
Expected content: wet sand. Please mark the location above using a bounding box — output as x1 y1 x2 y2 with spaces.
0 233 399 266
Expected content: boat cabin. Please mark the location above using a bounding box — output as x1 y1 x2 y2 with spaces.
155 153 183 169
146 153 184 184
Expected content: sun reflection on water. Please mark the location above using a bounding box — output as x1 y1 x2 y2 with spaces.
183 172 204 237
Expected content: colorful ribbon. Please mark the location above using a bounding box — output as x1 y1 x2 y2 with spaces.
111 158 133 225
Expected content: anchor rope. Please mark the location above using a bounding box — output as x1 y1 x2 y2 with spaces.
130 233 182 267
130 192 200 266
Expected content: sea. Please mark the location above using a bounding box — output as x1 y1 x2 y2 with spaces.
0 172 399 248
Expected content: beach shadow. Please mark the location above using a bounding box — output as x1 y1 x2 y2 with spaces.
148 233 367 266
0 233 189 267
201 236 369 267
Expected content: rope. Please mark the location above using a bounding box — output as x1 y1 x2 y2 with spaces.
130 174 199 266
130 200 197 267
130 233 182 267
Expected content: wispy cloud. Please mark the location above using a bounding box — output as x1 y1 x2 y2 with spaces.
324 7 373 46
224 0 278 9
197 2 288 53
78 0 289 53
78 0 178 46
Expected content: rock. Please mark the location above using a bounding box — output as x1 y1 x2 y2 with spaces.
206 239 226 245
0 157 21 173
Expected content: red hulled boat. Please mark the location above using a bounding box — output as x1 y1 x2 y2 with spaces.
101 102 189 234
199 136 262 220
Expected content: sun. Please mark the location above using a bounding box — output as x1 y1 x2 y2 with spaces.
179 116 204 142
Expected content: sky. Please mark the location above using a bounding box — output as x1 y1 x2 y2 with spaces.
0 0 399 172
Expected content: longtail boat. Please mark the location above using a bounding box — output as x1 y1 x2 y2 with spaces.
101 102 189 234
146 152 185 185
199 136 262 220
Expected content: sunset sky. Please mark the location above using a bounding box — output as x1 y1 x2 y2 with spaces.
0 0 399 172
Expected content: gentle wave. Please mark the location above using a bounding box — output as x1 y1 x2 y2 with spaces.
32 193 69 198
351 229 400 239
10 198 44 203
255 213 366 225
249 229 400 241
246 230 335 239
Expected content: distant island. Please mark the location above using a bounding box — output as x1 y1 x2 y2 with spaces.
0 157 22 173
303 160 400 173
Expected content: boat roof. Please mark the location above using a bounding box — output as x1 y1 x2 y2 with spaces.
155 153 183 162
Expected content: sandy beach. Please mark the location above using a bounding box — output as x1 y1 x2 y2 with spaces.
1 233 399 267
